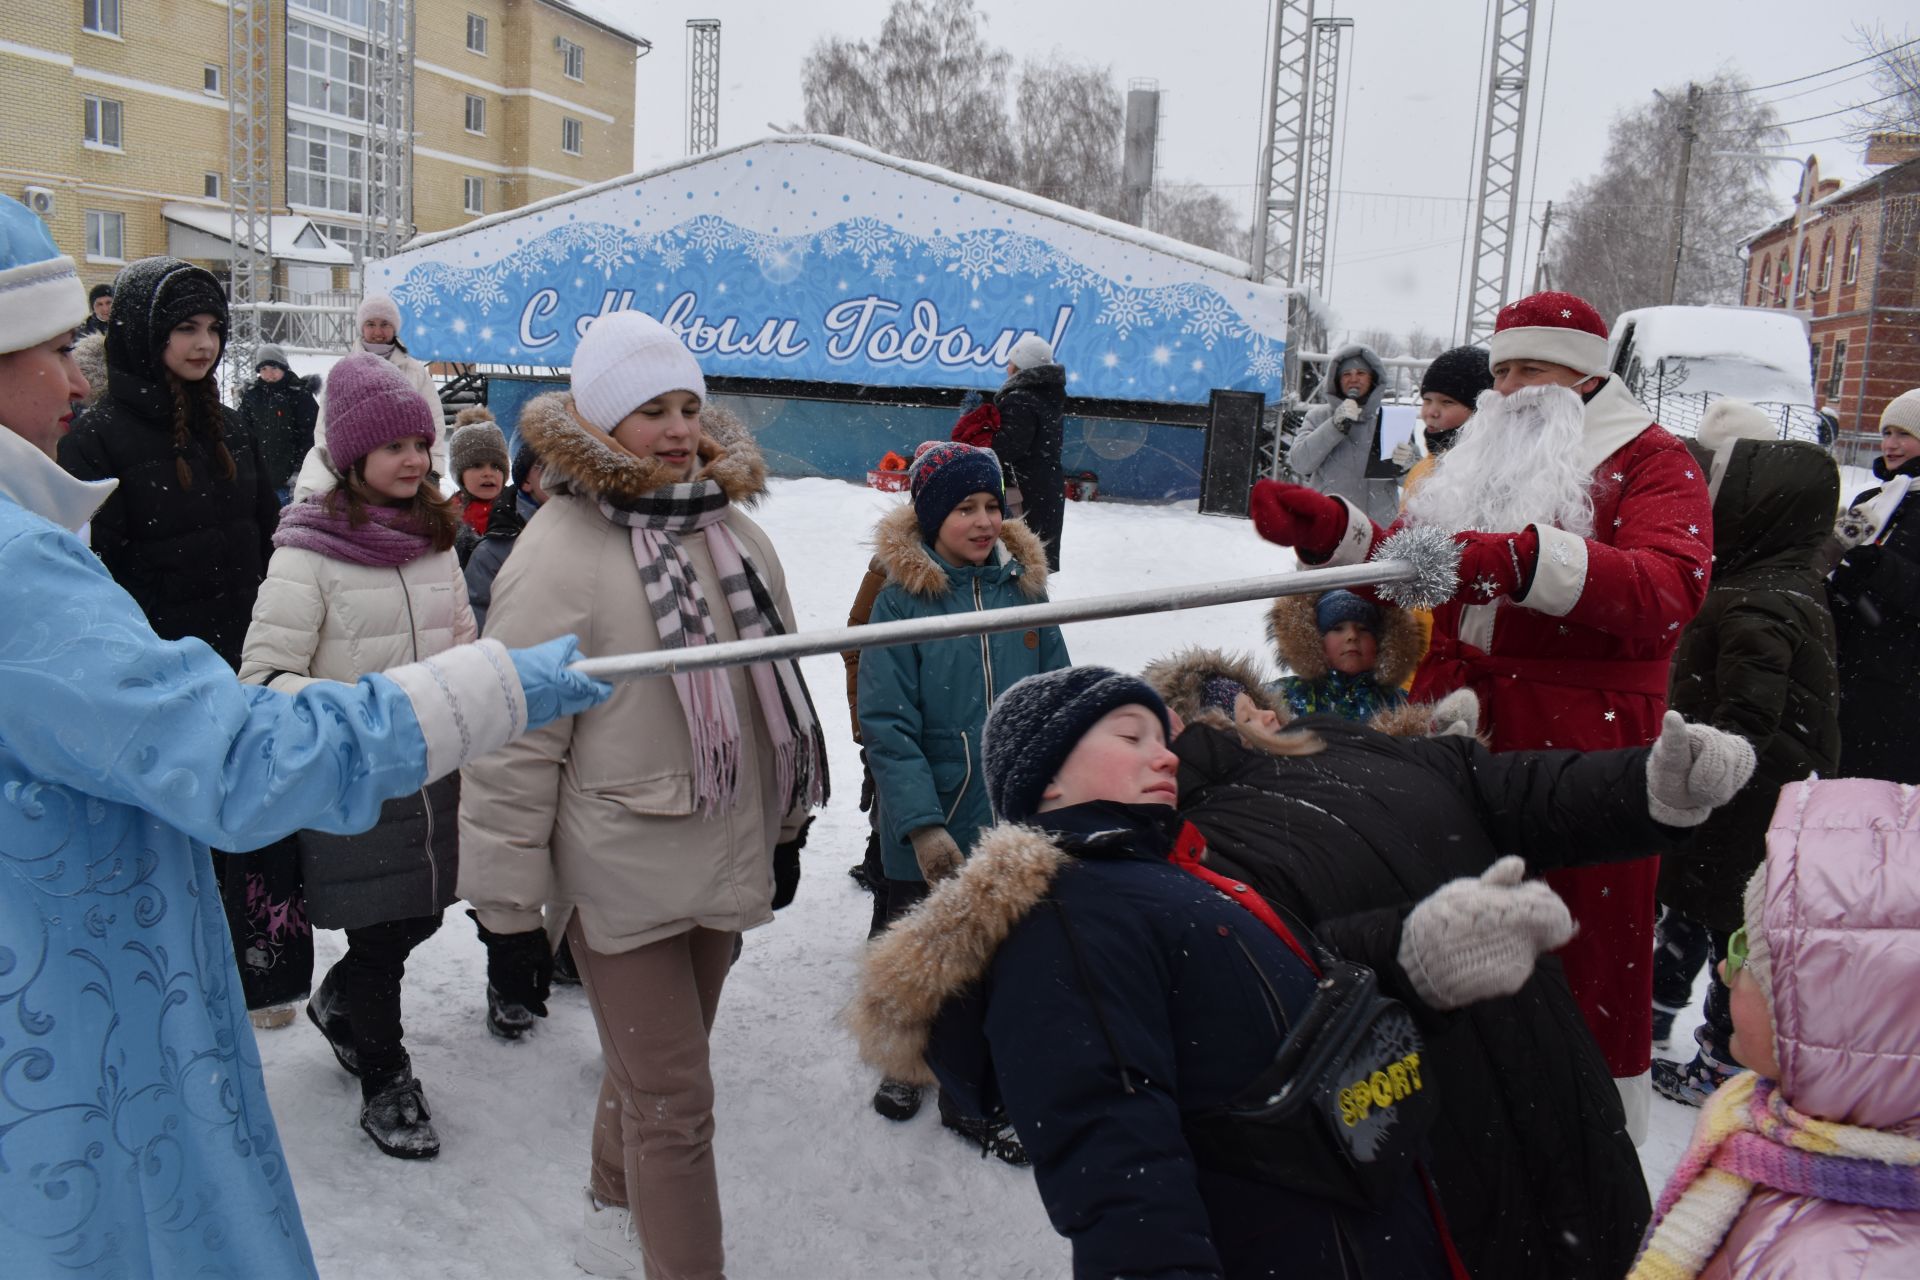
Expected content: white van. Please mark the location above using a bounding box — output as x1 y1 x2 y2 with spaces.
1606 305 1828 445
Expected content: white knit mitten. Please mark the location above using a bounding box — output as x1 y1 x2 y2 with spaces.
1397 857 1574 1010
1644 711 1757 827
1428 688 1480 739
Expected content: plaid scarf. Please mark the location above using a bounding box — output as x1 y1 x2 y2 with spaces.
1631 1072 1920 1279
597 480 827 816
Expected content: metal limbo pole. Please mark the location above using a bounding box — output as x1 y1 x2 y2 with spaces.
571 527 1461 683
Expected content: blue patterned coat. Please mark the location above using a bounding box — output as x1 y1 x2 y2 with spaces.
0 438 485 1276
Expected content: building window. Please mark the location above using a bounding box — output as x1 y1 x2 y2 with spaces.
1775 254 1790 306
1828 338 1849 401
204 65 224 96
1758 257 1774 304
1816 233 1835 293
83 96 123 149
464 94 486 135
83 0 121 36
462 176 485 215
466 13 487 54
85 210 125 261
287 19 370 121
1795 241 1810 300
204 172 222 199
561 117 584 155
287 118 366 215
1844 228 1861 285
559 38 585 81
290 0 371 22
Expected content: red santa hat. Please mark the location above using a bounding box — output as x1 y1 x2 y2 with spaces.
1489 291 1611 379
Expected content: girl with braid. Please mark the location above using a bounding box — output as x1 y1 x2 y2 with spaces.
60 255 279 668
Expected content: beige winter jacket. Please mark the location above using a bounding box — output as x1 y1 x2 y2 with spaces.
457 392 806 954
291 343 447 501
239 541 478 691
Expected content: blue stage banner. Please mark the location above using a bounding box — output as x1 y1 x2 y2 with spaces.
369 136 1288 407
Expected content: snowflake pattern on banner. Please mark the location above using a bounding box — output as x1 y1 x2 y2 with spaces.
390 215 1284 403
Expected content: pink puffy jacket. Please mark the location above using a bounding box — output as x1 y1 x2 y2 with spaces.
1700 778 1920 1279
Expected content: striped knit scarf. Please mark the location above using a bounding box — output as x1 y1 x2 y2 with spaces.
1630 1072 1920 1279
597 480 826 817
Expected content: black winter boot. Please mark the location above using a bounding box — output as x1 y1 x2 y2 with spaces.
938 1096 1029 1167
359 1058 440 1159
306 974 360 1077
486 984 537 1040
872 1078 923 1121
552 936 582 987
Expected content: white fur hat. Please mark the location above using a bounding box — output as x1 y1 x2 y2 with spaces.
1008 333 1055 372
1696 399 1777 455
570 310 706 432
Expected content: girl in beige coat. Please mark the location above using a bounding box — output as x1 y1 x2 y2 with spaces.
241 352 472 1162
460 312 824 1280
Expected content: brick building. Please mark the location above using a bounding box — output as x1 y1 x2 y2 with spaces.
1 0 643 320
1740 138 1920 459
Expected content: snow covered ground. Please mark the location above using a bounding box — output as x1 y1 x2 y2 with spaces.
260 477 1705 1277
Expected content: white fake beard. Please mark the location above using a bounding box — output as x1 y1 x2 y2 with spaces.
1404 383 1595 538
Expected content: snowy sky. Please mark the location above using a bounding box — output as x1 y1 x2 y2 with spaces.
604 0 1900 344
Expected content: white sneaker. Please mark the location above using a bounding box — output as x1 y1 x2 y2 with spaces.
574 1189 644 1277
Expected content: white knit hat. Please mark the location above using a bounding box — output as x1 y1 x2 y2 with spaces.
570 310 706 432
0 193 87 355
1008 333 1055 371
1882 388 1920 439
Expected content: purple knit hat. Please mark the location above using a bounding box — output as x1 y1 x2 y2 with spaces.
324 352 438 472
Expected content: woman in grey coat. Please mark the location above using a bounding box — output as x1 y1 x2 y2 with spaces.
1287 343 1399 526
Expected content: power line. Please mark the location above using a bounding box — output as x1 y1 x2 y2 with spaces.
1700 37 1919 97
1704 88 1914 136
1747 64 1880 110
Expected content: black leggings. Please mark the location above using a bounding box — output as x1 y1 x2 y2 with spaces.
323 911 443 1080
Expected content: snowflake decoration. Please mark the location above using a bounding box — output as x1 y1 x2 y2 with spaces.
1472 575 1502 599
942 232 1002 289
1613 517 1623 528
815 229 844 259
841 218 893 266
1095 284 1151 339
1247 340 1283 382
1668 621 1680 631
871 256 896 280
1610 472 1626 482
581 227 638 278
1684 470 1695 480
1181 294 1243 349
657 242 686 271
1687 524 1700 536
466 266 510 314
1603 709 1617 722
684 215 735 262
1561 309 1573 318
1051 258 1097 299
1692 568 1705 579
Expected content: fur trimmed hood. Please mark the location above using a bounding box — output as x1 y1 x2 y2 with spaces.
869 501 1050 600
1141 647 1283 723
848 823 1066 1085
514 389 766 507
1268 590 1424 687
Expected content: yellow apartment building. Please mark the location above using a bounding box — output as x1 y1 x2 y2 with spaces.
1 0 642 312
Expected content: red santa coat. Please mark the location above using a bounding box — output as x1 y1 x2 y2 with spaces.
1318 376 1713 1078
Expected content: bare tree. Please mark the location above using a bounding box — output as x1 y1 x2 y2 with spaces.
1848 24 1920 139
1402 325 1449 358
1352 327 1400 355
1147 183 1251 258
1013 56 1125 217
1549 73 1785 321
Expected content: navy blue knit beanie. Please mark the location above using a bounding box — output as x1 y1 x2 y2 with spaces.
1315 589 1379 634
909 440 1003 543
983 666 1172 823
512 438 542 489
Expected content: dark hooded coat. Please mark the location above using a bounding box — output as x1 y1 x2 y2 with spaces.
1661 440 1841 930
58 258 278 669
1831 454 1920 783
238 371 321 494
994 362 1067 571
1166 702 1681 1280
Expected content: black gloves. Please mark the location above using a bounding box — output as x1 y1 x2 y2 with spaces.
772 817 812 911
469 909 553 1017
1833 544 1884 599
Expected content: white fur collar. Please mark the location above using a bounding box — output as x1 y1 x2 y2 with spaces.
1578 376 1657 475
0 425 117 533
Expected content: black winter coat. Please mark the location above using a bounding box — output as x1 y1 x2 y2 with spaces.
1832 454 1920 783
1663 440 1840 930
903 804 1453 1280
463 488 535 632
238 374 321 493
59 374 279 669
1173 717 1675 1280
295 774 460 930
994 362 1066 571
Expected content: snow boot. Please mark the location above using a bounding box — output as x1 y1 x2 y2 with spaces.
939 1105 1030 1167
552 935 582 987
1653 1053 1740 1108
574 1189 645 1277
249 1003 297 1031
306 976 360 1076
359 1058 440 1159
872 1078 923 1122
486 984 537 1040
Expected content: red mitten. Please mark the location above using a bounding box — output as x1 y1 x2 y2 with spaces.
1453 528 1541 603
1250 481 1349 557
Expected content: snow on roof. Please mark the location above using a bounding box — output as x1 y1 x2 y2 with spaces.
395 134 1255 279
538 0 649 47
162 203 353 265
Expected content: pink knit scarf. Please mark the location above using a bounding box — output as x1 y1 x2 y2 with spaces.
273 495 435 567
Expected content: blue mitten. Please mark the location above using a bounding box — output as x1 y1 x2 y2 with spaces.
508 635 613 730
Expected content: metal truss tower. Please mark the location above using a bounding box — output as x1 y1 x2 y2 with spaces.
1462 0 1540 343
1249 0 1315 287
225 0 273 383
363 0 416 264
1297 15 1351 296
686 20 721 156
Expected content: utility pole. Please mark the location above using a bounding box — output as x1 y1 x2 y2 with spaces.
1532 200 1554 292
1661 82 1701 306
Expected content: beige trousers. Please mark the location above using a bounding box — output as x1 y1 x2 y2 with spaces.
569 917 736 1280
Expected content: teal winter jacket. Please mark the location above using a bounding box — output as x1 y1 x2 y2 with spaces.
858 504 1070 880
